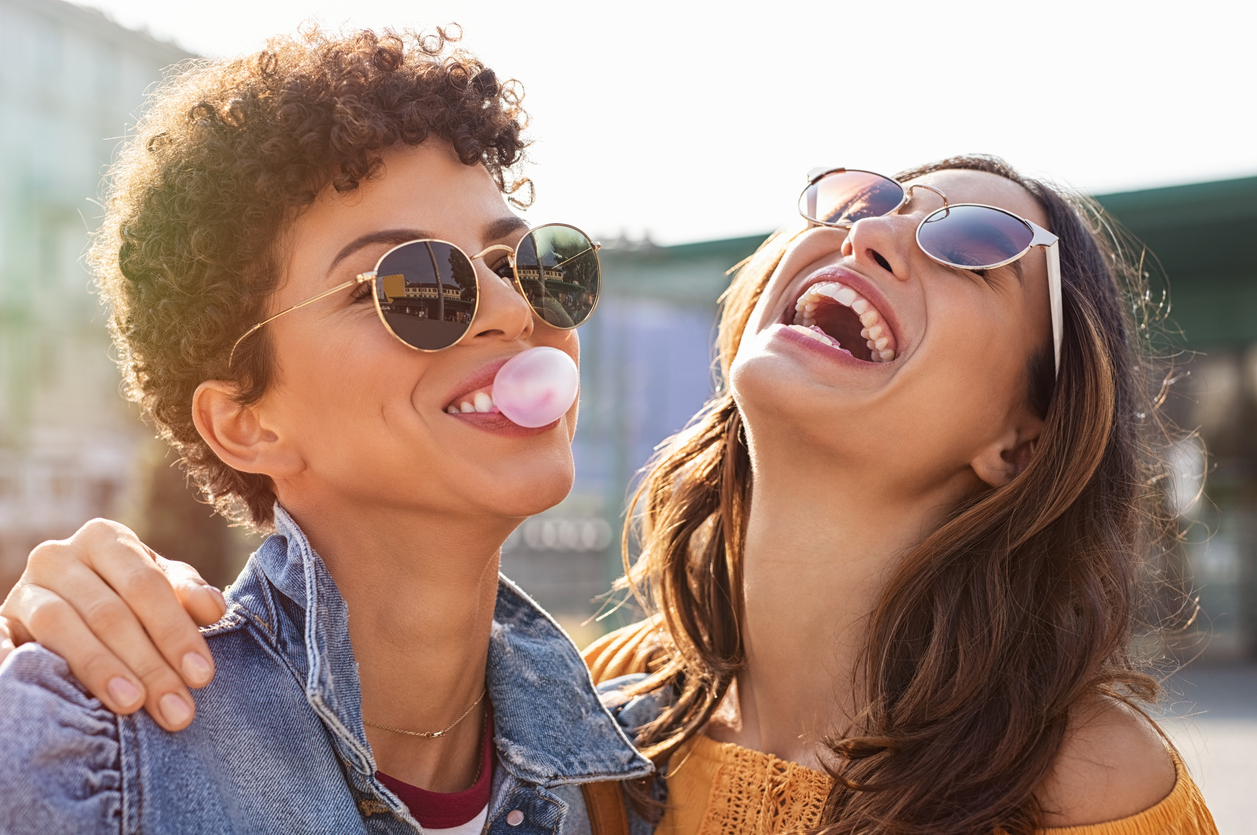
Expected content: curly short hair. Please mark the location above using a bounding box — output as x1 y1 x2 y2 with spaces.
92 26 531 529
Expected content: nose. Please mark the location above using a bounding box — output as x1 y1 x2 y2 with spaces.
467 260 535 343
840 213 916 282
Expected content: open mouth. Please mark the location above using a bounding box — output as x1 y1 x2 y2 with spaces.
785 281 897 363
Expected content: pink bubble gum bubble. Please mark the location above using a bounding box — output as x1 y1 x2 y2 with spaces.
493 347 579 428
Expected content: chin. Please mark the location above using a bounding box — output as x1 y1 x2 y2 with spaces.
730 350 874 461
731 349 829 420
477 454 576 519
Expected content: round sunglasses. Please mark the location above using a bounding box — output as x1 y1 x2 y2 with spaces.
229 222 601 365
799 168 1063 375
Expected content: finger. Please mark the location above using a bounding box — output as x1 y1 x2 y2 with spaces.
153 553 227 627
7 584 148 715
16 522 205 729
71 525 218 691
30 566 199 731
0 618 16 667
0 607 33 647
83 554 218 691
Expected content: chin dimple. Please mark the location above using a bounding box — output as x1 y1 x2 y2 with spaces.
792 281 897 363
447 387 499 415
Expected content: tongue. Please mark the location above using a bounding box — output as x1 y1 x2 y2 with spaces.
807 325 852 357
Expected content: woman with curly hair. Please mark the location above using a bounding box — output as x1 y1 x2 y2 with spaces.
0 27 652 835
0 56 1218 835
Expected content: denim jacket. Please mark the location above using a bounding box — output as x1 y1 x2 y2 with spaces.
0 507 654 834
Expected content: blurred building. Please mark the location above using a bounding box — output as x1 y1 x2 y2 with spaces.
0 0 192 587
1101 176 1257 658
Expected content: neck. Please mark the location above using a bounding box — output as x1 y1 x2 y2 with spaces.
710 440 974 768
281 494 513 792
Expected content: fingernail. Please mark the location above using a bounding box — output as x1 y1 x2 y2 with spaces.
160 692 193 726
205 585 226 611
182 652 213 686
107 677 142 708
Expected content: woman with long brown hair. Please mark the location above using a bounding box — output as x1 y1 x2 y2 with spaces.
585 157 1214 833
1 157 1217 833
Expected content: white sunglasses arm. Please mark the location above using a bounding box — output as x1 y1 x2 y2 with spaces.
1026 223 1063 376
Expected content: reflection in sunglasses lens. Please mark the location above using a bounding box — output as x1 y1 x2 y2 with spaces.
513 225 600 329
803 170 904 225
375 241 478 349
918 205 1034 268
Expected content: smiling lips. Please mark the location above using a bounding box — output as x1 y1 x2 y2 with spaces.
788 281 897 363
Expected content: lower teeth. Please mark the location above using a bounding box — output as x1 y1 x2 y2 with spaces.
787 324 895 362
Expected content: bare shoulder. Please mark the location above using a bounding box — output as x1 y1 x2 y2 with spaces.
1037 695 1177 827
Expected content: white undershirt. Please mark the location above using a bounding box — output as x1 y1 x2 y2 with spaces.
424 804 488 835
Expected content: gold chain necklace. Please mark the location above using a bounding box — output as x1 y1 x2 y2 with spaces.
364 687 487 739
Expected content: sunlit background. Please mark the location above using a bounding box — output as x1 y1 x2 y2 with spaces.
0 0 1255 825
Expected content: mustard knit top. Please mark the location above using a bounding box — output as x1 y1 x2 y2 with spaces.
585 622 1217 835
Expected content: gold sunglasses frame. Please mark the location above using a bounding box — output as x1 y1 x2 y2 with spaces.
228 223 602 367
801 168 1063 375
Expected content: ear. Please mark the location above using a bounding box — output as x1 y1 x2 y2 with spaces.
970 410 1044 489
191 381 304 479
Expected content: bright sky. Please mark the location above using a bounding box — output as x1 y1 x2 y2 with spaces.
84 0 1256 245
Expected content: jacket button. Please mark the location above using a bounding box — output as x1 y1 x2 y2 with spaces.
506 810 525 826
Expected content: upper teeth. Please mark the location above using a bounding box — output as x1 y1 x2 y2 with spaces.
792 281 897 363
447 388 499 415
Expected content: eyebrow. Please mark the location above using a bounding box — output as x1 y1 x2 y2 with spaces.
327 215 531 274
486 215 530 242
328 229 433 275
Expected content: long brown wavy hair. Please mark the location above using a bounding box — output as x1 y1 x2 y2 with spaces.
620 156 1182 833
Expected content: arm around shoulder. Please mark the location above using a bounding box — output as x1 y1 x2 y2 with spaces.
0 644 128 834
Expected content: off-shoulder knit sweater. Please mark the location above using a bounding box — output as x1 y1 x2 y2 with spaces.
584 622 1217 835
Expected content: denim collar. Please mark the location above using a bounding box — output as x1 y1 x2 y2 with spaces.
233 506 652 787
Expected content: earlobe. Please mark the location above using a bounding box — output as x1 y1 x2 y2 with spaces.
192 382 303 478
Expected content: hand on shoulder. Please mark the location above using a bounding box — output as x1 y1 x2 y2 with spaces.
1037 695 1177 827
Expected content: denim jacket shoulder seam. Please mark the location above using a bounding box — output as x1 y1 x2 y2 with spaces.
291 525 377 778
198 607 248 638
117 710 141 835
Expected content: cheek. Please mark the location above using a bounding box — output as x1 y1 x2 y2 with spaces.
897 294 1032 437
746 289 779 334
273 314 422 416
919 361 1027 467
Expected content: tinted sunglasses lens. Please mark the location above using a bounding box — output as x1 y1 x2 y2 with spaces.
800 170 905 225
513 225 600 328
374 241 477 350
917 205 1035 268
